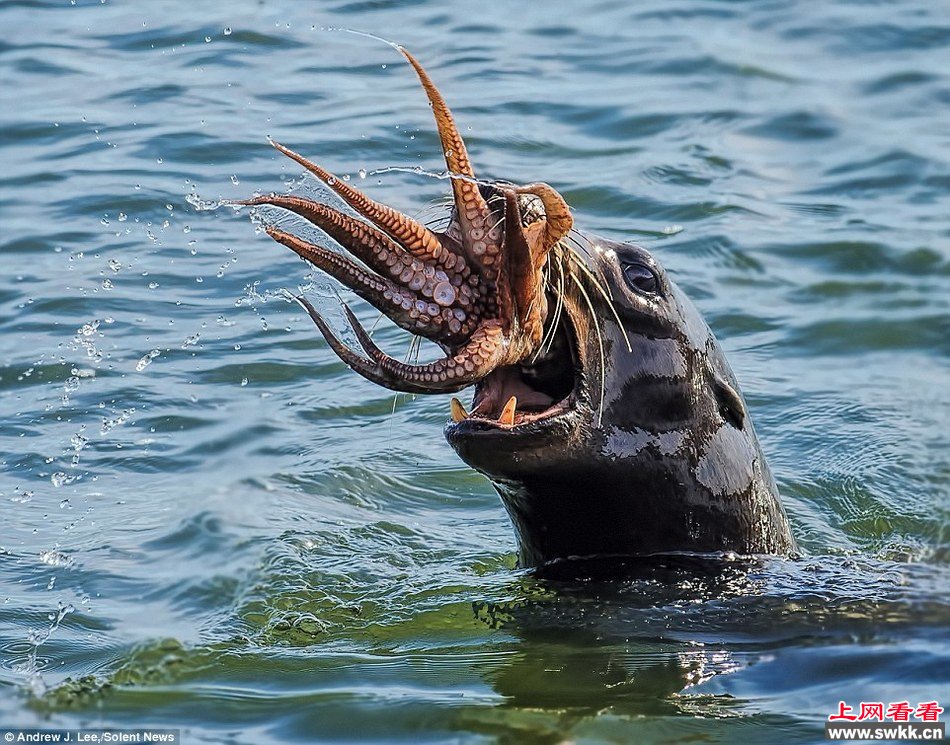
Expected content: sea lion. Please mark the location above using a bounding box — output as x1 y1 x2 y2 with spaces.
236 48 797 566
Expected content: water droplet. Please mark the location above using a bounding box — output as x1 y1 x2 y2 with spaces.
358 168 367 179
10 490 34 504
241 378 248 387
205 36 211 43
224 26 232 35
231 174 240 185
50 472 74 488
117 212 127 222
135 350 160 372
183 225 191 233
79 320 99 337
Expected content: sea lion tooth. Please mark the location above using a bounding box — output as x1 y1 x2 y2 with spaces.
450 397 469 423
499 396 517 426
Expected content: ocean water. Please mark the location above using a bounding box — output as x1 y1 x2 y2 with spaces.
1 1 948 742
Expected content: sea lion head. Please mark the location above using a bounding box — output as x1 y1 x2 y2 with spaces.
444 217 797 564
238 48 796 566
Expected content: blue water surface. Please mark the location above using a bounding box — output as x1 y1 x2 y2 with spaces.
1 1 948 742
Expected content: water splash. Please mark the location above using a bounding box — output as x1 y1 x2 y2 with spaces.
101 407 134 435
39 550 75 569
322 27 402 53
135 350 161 372
70 320 103 364
368 164 517 193
23 600 75 698
185 192 239 212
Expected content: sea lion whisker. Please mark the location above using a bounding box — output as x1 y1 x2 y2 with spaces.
565 230 600 263
489 213 507 235
569 270 607 426
535 255 563 358
534 256 566 360
549 256 568 354
414 196 455 225
570 248 632 354
568 227 594 249
405 334 423 365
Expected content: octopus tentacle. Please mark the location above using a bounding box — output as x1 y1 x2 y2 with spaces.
295 296 439 394
267 227 469 342
242 195 436 290
297 296 505 394
502 190 543 339
269 140 447 265
340 302 506 393
398 47 502 274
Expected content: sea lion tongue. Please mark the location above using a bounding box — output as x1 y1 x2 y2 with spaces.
237 48 573 411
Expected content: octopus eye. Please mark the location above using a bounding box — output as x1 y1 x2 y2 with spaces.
622 262 659 295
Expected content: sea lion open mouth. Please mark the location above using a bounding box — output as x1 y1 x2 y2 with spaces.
447 287 583 431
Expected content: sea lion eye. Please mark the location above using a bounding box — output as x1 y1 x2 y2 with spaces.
622 262 659 295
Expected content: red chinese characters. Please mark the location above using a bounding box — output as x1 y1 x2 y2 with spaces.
858 702 884 721
885 701 915 722
828 701 857 721
914 702 944 722
829 700 943 723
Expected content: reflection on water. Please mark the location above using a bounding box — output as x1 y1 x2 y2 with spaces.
25 546 950 741
1 0 948 741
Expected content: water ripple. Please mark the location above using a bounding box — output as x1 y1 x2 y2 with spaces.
1 0 948 740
